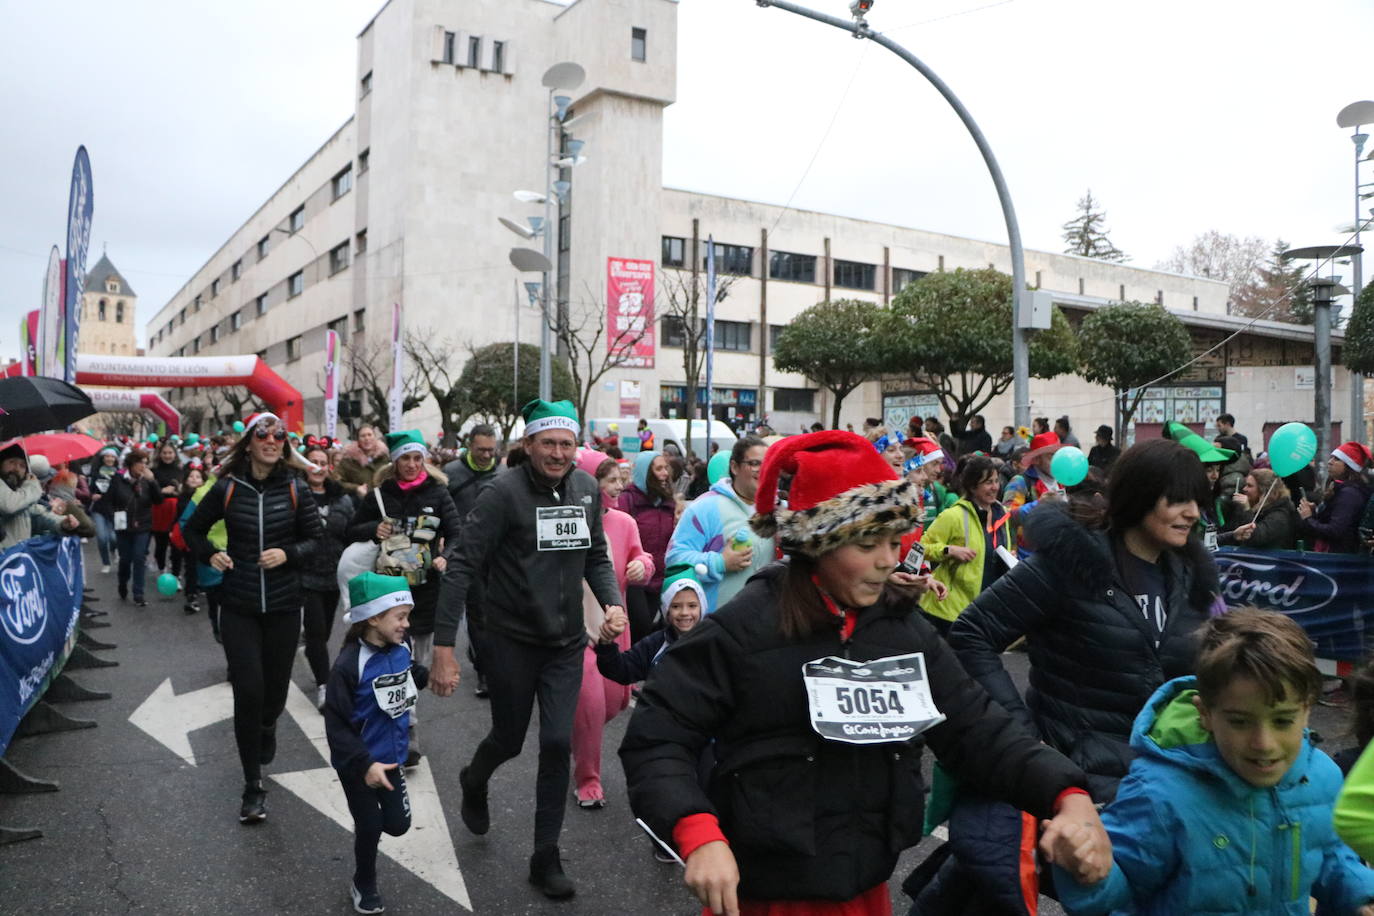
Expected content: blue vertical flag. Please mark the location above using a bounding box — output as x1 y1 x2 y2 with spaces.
704 236 716 428
63 147 94 385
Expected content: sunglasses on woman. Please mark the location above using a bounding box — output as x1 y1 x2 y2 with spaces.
253 428 288 441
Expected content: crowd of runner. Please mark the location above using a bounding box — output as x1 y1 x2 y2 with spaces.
15 403 1374 914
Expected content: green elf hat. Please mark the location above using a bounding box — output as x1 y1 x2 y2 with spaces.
661 562 709 614
385 429 428 461
522 399 580 438
345 572 414 623
1165 421 1236 464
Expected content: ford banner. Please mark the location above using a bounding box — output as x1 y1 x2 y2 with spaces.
0 536 85 751
1216 547 1374 661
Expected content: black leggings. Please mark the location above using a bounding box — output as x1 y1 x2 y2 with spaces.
220 607 301 782
341 768 411 891
152 531 182 574
303 588 340 686
465 631 582 849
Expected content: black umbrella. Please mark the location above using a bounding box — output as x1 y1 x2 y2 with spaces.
0 376 96 438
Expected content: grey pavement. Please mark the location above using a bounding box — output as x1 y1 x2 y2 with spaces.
0 544 1354 915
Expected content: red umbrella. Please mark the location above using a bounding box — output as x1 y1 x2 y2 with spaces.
20 432 105 465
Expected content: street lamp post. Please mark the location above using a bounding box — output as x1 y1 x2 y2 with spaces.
754 0 1034 427
1337 101 1374 442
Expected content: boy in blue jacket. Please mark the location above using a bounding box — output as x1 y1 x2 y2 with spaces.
1055 607 1374 916
325 572 429 915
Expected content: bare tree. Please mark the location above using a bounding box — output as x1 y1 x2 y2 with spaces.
1155 230 1268 313
403 333 468 445
656 268 738 458
342 339 425 433
553 281 655 427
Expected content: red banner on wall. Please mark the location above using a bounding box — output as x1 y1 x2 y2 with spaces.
607 257 655 369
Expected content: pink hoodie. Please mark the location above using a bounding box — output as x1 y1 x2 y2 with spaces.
575 449 653 595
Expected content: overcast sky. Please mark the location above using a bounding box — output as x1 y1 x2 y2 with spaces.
2 0 1371 360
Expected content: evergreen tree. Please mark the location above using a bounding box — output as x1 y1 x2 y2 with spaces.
1062 190 1128 262
1239 238 1312 324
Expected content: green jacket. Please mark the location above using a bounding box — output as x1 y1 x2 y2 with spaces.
919 498 1013 622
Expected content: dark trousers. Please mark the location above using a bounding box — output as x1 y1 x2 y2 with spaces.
182 557 199 599
625 584 660 645
152 531 181 574
466 630 583 849
115 530 151 599
341 768 411 892
203 586 222 637
303 588 340 686
220 607 301 782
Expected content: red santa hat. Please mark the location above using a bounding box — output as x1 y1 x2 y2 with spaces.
244 412 280 434
904 436 945 470
750 430 922 557
1332 441 1372 473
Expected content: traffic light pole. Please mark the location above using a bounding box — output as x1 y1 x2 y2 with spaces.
755 0 1032 428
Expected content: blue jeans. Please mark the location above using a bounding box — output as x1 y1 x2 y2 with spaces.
93 512 116 566
116 529 151 600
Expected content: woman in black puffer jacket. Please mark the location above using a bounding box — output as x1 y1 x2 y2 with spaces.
300 446 355 708
184 414 322 825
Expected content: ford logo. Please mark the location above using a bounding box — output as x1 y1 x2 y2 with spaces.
1217 552 1338 615
0 554 47 645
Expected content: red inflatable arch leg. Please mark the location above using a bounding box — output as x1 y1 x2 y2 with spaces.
83 388 181 435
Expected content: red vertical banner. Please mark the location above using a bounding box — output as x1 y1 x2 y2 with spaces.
21 311 38 376
606 257 655 369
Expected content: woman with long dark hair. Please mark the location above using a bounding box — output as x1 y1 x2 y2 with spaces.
621 431 1107 915
150 440 183 575
184 413 323 824
301 445 356 710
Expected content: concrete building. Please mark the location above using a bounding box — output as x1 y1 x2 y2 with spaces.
146 0 1353 450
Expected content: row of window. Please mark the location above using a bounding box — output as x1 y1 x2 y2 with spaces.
89 298 126 323
657 385 816 413
438 30 510 73
660 237 926 292
167 308 366 361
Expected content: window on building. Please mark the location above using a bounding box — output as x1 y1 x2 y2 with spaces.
358 148 370 174
467 36 481 68
360 71 372 97
769 251 816 283
442 31 456 64
834 259 876 290
328 316 348 337
491 41 506 73
179 306 187 324
354 308 366 334
355 229 368 255
211 278 220 297
773 388 816 413
715 319 752 352
286 336 301 362
329 242 350 275
289 206 304 232
704 243 753 276
255 294 267 317
1156 290 1164 305
332 165 352 200
661 236 685 268
232 260 242 282
192 335 201 354
891 267 927 293
661 315 694 348
769 323 786 350
231 311 242 332
116 301 124 323
193 295 202 312
631 27 647 62
210 325 220 344
107 279 119 293
258 235 270 259
98 299 107 321
288 271 304 298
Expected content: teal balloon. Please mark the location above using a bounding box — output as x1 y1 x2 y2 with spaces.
707 451 731 485
1268 422 1317 477
187 434 200 445
156 573 179 597
232 421 245 433
147 433 159 443
1050 445 1089 487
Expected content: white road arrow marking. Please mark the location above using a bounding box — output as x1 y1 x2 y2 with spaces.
127 678 234 767
274 682 472 911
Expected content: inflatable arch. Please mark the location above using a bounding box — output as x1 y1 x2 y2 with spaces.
83 388 180 436
75 354 304 433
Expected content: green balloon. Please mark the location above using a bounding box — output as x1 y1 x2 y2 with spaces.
156 573 179 596
1268 422 1317 477
187 434 201 445
232 421 245 433
1050 445 1089 487
707 451 731 485
148 433 159 443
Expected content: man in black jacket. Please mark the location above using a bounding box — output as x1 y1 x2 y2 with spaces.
441 423 504 697
432 400 622 900
951 414 993 457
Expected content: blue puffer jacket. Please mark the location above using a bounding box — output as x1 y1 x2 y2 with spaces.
1055 676 1374 916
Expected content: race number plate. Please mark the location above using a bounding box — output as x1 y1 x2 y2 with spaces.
372 670 418 719
536 506 591 551
1204 525 1218 552
802 652 945 745
899 542 925 575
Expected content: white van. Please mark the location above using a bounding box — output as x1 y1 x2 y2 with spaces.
585 418 739 457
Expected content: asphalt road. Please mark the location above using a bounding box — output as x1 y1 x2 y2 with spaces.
0 544 1355 915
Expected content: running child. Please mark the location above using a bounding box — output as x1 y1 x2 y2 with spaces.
324 572 429 915
595 563 706 686
1055 607 1374 915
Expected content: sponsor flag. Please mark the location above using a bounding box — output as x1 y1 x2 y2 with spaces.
63 147 94 384
39 247 61 377
20 311 37 376
388 303 403 430
323 329 340 438
705 236 716 424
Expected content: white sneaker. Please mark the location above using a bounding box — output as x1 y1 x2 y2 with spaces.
100 565 111 574
316 685 327 711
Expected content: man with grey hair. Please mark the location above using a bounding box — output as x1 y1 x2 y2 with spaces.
432 400 623 900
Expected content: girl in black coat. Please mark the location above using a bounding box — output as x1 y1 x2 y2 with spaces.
150 441 184 574
1299 441 1372 553
184 414 323 824
619 431 1105 915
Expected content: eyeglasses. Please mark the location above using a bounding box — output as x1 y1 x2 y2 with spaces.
253 428 288 441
